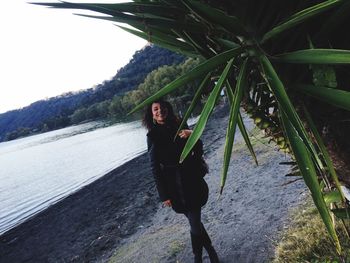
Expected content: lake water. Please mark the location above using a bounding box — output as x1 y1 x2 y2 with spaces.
0 120 147 235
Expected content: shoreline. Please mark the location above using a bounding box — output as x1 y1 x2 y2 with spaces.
0 103 307 262
0 150 159 262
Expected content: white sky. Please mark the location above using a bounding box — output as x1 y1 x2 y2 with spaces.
0 0 147 114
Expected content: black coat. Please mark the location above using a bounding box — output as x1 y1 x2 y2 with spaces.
147 122 208 213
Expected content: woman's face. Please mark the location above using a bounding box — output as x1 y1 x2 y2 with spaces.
152 102 168 125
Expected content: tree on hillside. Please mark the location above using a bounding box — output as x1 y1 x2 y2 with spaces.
35 0 350 253
70 108 87 124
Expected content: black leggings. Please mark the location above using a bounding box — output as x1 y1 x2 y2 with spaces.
184 208 202 235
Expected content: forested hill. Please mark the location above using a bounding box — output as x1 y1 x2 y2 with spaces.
0 45 185 141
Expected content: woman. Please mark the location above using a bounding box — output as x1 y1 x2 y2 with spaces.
143 100 219 263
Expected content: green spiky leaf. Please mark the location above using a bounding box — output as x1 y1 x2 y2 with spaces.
182 0 248 36
179 58 235 163
303 106 344 200
175 73 211 139
117 25 197 57
281 111 341 254
261 0 342 43
331 208 350 220
275 49 350 64
324 190 342 205
220 59 248 194
259 55 325 172
237 112 258 166
297 84 350 111
226 81 258 166
129 47 243 114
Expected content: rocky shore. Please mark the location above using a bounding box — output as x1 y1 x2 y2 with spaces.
0 104 306 263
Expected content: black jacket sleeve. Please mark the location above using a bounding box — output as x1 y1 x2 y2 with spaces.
147 135 169 202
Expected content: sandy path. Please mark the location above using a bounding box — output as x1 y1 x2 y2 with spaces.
0 103 306 263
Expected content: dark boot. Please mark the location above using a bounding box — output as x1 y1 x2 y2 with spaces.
190 232 203 263
201 224 220 263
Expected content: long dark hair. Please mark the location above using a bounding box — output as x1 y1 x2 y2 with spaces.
142 100 179 131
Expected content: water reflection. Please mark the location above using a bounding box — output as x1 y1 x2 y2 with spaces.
0 120 146 235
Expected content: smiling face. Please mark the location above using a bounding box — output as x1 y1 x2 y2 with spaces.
152 102 168 125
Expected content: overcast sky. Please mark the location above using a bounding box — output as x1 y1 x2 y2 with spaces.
0 0 147 114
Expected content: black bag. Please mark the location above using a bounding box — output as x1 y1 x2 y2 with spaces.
185 138 209 177
190 150 209 177
198 156 209 177
192 140 209 177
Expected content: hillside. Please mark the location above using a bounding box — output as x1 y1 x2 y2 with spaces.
0 45 185 141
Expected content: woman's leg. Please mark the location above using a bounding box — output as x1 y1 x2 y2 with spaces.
185 208 203 263
185 208 202 235
200 223 219 263
185 209 219 263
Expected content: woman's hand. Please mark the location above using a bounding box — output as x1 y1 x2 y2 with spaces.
163 199 172 207
178 129 192 139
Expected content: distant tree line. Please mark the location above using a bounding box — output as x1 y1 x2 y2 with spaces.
0 45 187 141
43 57 201 127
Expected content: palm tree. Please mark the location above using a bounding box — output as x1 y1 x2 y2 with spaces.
33 0 350 252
